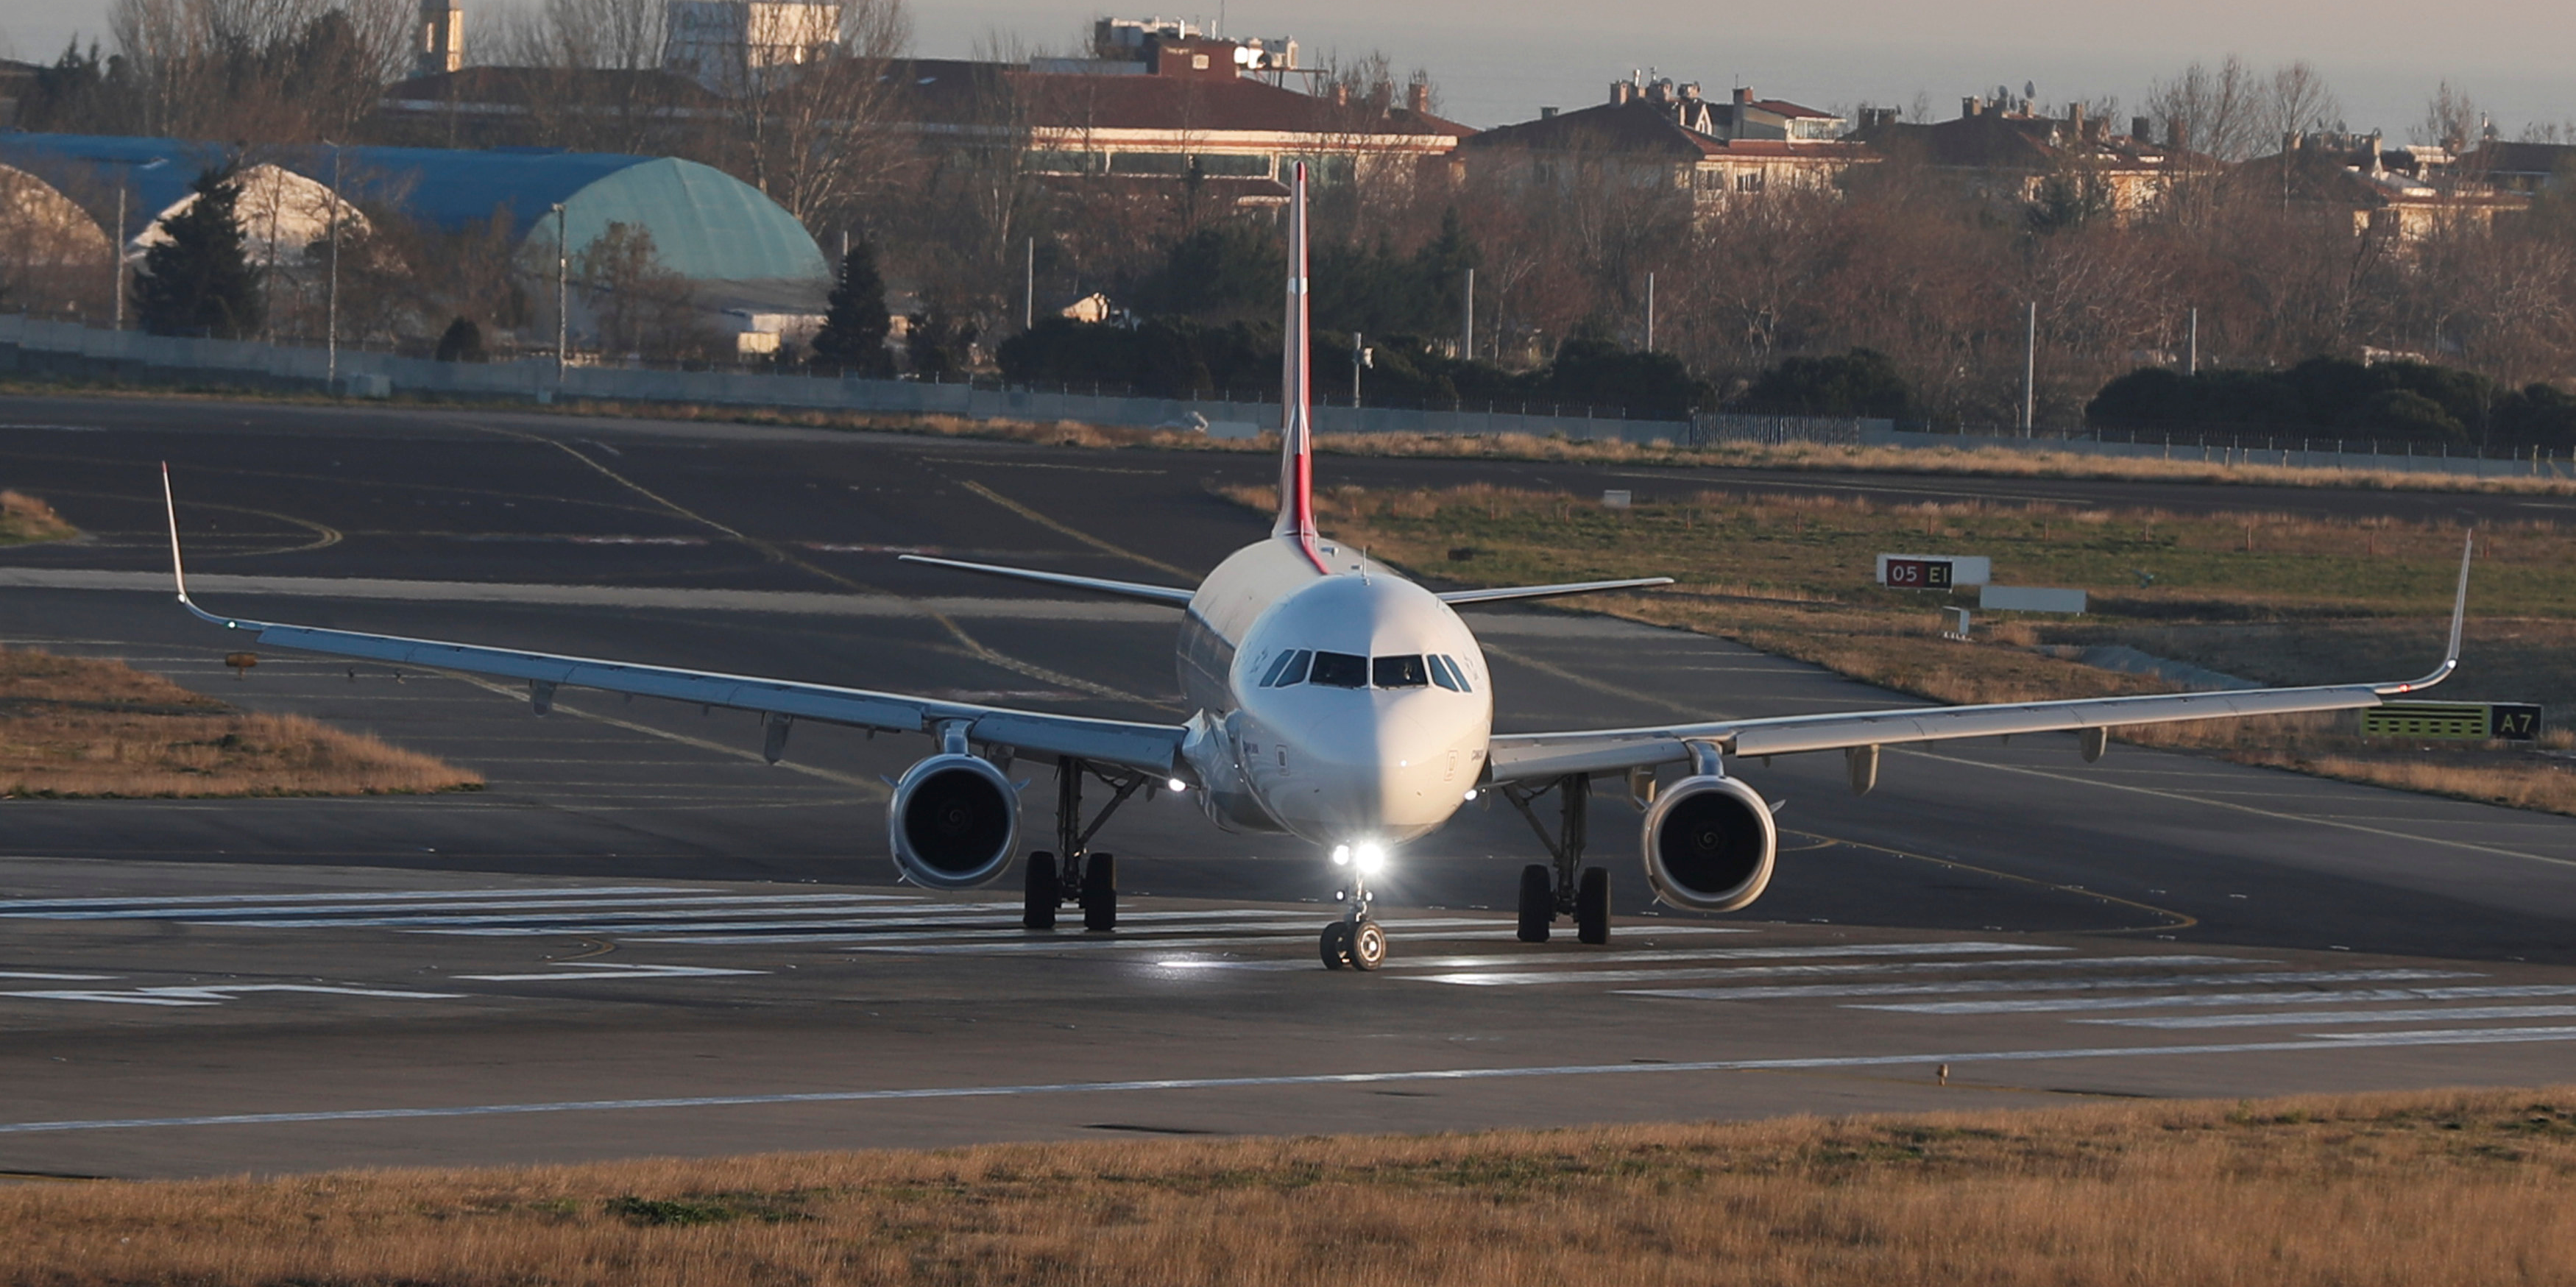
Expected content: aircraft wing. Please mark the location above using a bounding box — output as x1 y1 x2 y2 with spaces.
1486 536 2471 784
1440 577 1675 606
161 471 1187 776
896 555 1196 606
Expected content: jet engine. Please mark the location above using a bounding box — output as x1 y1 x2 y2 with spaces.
1639 774 1776 912
887 754 1019 889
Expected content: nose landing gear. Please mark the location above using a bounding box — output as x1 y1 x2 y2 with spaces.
1504 773 1612 946
1320 862 1387 971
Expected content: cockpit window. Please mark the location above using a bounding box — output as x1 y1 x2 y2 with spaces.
1429 653 1469 692
1259 649 1311 687
1307 650 1369 688
1372 655 1430 688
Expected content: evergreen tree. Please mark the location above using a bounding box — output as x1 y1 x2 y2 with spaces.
810 238 893 375
132 166 262 339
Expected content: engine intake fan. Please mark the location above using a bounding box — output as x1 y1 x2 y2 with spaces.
1639 773 1777 912
888 753 1019 889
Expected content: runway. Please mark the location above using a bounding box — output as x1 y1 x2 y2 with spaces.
3 394 2575 1179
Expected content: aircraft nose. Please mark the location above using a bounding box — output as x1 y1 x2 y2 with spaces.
1288 695 1476 838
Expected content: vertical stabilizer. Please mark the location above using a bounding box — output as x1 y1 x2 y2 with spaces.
1275 162 1326 570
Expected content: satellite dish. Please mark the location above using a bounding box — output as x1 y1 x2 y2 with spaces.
2024 80 2037 99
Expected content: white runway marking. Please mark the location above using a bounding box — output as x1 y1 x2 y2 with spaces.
26 893 916 922
0 886 699 912
1620 968 2476 1002
1406 954 2254 986
1853 982 2576 1015
452 963 768 982
0 984 464 1007
10 1027 2576 1135
2081 1004 2576 1029
0 971 118 980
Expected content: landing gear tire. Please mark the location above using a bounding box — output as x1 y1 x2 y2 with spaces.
1516 864 1554 943
1080 851 1118 932
1349 920 1387 971
1023 851 1059 930
1320 921 1352 969
1576 865 1611 946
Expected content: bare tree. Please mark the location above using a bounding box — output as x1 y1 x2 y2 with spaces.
2415 79 2483 149
715 0 911 231
2254 61 2343 149
2145 56 2261 160
104 0 410 142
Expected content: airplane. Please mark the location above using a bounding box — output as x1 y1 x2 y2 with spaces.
159 163 2476 972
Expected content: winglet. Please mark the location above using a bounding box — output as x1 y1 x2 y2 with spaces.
161 465 247 631
2374 530 2473 695
160 461 189 606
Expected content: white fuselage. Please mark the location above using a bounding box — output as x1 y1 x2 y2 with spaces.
1176 534 1493 847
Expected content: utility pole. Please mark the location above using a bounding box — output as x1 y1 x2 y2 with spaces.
1352 330 1370 408
553 202 570 380
2186 307 2198 376
110 185 124 329
1461 267 1474 362
1023 235 1034 331
1644 271 1655 351
2021 300 2037 436
324 144 342 389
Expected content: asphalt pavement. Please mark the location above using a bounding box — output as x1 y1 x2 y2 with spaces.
3 394 2573 1180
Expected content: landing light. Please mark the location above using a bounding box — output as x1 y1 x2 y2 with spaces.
1331 844 1351 866
1167 778 1188 793
1462 788 1478 801
1354 843 1387 875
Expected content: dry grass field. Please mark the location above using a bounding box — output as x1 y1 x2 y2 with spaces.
615 401 2576 496
1236 483 2576 813
0 488 75 543
4 1086 2569 1286
0 647 481 798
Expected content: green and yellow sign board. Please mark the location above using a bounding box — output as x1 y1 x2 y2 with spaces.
2362 702 2542 741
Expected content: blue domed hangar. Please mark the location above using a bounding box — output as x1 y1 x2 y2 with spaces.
0 133 829 351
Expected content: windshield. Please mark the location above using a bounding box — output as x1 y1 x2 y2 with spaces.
1372 655 1429 688
1307 651 1369 688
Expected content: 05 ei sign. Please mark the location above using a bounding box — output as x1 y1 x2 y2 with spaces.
1882 558 1954 589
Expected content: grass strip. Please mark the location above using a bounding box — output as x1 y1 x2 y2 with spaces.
4 1085 2570 1284
0 646 481 798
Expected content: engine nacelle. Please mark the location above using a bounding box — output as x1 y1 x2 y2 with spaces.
1640 774 1777 912
887 754 1019 889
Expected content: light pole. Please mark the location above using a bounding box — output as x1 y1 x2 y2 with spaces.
552 202 569 380
1644 271 1656 352
324 143 342 389
2021 300 2037 436
1461 266 1473 362
110 185 125 329
1351 331 1370 408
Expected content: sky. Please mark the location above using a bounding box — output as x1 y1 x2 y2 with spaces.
2 0 2569 140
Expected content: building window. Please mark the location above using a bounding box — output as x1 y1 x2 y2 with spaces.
1192 154 1273 178
1736 171 1766 193
1023 150 1103 174
1109 152 1191 176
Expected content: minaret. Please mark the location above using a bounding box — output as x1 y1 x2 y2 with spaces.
417 0 463 77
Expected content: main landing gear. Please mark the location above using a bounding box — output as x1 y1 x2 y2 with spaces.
1320 854 1387 971
1503 773 1612 946
1023 757 1147 933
